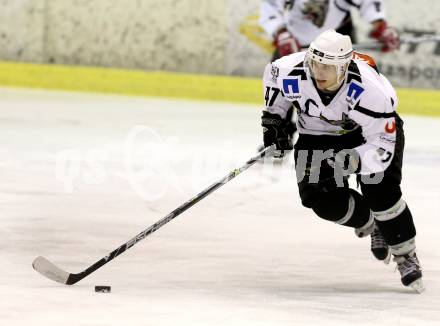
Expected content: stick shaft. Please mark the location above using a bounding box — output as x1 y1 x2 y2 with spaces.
64 145 274 284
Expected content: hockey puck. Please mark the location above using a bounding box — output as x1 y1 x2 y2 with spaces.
95 285 111 293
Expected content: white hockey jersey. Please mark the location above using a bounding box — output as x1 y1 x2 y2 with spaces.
260 0 385 46
262 51 398 174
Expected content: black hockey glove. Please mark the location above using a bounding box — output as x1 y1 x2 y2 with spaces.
261 111 293 158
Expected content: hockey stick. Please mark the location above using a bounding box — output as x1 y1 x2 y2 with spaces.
32 145 275 285
353 34 440 50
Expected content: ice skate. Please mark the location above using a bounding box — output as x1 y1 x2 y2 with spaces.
370 224 391 264
355 220 390 264
393 251 424 293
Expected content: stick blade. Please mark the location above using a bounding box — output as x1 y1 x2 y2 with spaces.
32 256 70 284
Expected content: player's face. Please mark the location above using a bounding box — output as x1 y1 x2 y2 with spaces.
309 60 338 91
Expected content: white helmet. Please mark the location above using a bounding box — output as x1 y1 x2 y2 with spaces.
306 30 353 84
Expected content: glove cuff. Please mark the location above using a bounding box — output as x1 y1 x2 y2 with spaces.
261 111 284 126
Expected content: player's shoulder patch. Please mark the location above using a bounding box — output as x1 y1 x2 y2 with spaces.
347 78 394 118
280 76 302 100
272 53 307 100
346 80 365 108
269 64 280 84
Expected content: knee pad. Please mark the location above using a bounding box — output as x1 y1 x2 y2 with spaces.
311 189 370 228
311 188 350 222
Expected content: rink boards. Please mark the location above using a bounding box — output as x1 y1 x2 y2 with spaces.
0 61 439 117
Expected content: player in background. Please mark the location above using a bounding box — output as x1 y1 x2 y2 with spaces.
260 29 424 292
259 0 400 144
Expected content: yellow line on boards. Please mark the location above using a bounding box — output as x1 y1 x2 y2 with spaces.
0 61 438 116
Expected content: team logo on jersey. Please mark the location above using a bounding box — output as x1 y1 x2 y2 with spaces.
385 121 396 133
319 112 358 132
282 77 301 99
346 81 365 107
301 0 329 28
271 66 279 83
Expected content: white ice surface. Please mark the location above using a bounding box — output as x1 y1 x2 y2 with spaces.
1 87 439 326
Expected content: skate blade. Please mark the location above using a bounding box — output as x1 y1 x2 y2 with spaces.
409 279 425 294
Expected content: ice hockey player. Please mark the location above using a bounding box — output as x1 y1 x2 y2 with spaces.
260 0 400 145
260 29 424 292
260 0 400 60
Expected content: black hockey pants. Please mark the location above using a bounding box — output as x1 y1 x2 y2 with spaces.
293 115 416 246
